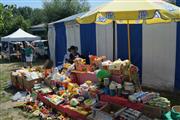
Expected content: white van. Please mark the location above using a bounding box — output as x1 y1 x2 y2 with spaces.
32 40 49 58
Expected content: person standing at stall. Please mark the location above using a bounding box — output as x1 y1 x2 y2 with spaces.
24 42 35 68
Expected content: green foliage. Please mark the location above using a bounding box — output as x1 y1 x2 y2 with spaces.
0 0 90 37
30 8 45 25
43 0 90 23
10 15 31 33
0 4 31 37
0 4 14 36
14 6 33 20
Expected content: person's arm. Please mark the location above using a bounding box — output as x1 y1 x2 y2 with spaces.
29 44 35 50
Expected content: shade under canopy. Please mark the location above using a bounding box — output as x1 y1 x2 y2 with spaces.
1 28 40 42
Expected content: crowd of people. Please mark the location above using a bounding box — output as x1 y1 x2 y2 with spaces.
2 43 82 68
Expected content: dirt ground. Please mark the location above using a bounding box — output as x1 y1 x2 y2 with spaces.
0 58 180 120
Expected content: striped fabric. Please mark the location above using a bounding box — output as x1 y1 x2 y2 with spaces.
48 7 179 91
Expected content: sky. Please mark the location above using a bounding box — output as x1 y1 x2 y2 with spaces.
0 0 111 9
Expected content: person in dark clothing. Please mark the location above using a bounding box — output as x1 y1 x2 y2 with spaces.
65 46 80 64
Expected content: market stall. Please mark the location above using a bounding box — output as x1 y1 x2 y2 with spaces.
1 28 41 60
48 2 180 91
10 54 179 120
9 1 180 119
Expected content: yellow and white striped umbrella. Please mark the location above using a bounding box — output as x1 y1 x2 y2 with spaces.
77 0 180 61
77 0 180 24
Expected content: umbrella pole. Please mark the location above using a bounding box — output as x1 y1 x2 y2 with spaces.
127 20 131 62
113 21 116 60
127 20 132 82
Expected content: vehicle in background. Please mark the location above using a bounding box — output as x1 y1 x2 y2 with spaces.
32 40 49 58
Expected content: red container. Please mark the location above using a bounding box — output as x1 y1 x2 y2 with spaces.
37 93 87 120
100 95 144 111
76 72 98 84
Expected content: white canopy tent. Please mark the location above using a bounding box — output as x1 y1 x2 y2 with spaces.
1 28 40 61
1 28 40 42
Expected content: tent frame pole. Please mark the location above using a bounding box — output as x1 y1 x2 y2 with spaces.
8 42 10 62
127 20 131 61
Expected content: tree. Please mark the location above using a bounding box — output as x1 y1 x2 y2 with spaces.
43 0 90 23
30 8 45 25
12 7 44 25
0 4 14 36
0 0 90 38
9 15 31 33
0 4 31 37
14 6 33 20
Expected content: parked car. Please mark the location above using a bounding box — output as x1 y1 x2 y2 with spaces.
32 40 49 58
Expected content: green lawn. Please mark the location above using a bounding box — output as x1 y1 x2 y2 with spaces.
0 59 45 120
0 60 22 102
0 59 45 102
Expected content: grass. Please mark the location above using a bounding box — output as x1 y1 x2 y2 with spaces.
0 59 22 102
0 58 46 102
0 58 45 119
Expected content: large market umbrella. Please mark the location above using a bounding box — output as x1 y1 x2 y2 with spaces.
77 0 180 61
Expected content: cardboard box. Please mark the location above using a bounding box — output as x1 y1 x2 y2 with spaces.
142 105 162 118
11 72 18 87
23 78 43 91
17 75 24 89
44 77 51 86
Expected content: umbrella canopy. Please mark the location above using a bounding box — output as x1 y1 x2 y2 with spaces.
1 28 41 42
77 0 180 61
77 0 180 24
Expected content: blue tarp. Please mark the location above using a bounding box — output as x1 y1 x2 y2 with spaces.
55 22 67 66
80 24 96 63
117 24 129 60
175 1 180 90
117 24 142 81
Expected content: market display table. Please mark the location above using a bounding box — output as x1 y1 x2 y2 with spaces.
100 95 144 111
37 93 87 120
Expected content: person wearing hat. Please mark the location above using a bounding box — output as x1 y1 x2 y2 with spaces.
64 46 80 64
